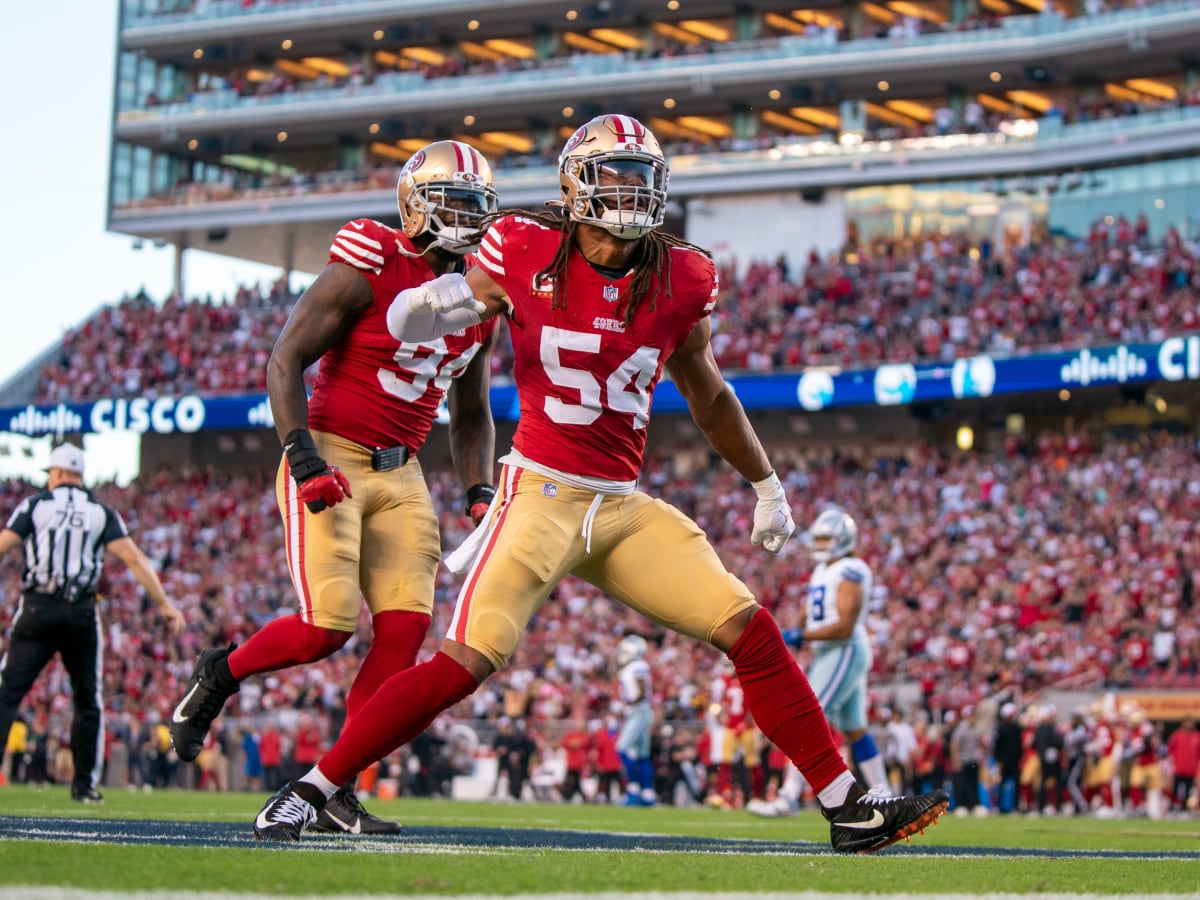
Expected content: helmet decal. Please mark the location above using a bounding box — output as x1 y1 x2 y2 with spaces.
401 150 425 175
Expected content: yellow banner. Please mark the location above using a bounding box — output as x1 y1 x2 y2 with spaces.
1122 692 1200 720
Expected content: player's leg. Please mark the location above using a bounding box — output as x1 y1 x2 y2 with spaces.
577 493 851 802
0 599 56 780
170 443 361 762
582 493 948 852
230 433 372 676
58 603 105 801
349 456 440 728
254 467 586 839
312 458 440 835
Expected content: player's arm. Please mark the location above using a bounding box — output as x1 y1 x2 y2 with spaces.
387 266 510 343
107 535 185 634
0 528 20 557
267 263 372 443
267 263 372 512
802 579 863 642
447 324 498 524
666 318 794 553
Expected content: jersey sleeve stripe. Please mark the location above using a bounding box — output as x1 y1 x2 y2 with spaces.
330 243 382 271
477 233 504 277
333 233 385 263
335 228 383 251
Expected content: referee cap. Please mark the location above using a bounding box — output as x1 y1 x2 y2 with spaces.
46 443 85 475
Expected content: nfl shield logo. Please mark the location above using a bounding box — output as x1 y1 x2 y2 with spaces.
603 285 619 302
542 483 558 498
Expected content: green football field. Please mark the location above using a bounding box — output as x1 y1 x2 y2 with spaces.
0 784 1198 897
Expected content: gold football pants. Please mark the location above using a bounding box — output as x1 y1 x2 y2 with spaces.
448 465 756 671
275 430 440 631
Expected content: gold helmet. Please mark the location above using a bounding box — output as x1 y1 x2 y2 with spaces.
558 114 669 240
396 140 498 254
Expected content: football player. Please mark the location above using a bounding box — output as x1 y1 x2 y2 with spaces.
171 140 500 835
253 114 948 852
798 509 890 792
615 634 656 806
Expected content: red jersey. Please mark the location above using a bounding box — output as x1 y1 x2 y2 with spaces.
476 215 717 481
308 218 496 451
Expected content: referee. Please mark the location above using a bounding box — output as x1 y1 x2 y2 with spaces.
0 443 184 802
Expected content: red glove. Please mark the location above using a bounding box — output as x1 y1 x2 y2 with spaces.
297 466 352 513
284 428 353 513
466 483 496 526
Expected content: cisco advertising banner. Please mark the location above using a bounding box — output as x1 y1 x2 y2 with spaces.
3 336 1197 437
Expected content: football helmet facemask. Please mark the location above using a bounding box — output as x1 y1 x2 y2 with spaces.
807 508 858 563
397 141 498 254
558 114 669 240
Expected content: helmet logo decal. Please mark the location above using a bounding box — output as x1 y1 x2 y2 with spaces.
563 128 587 154
402 150 425 174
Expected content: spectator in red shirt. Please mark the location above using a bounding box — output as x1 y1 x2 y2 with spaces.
259 724 283 790
590 719 623 804
558 718 590 804
1166 717 1200 812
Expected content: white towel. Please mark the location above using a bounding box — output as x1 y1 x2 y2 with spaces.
444 521 489 574
444 493 499 574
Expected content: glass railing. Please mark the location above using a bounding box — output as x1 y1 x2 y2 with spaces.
1038 103 1200 143
129 0 499 27
112 97 1200 214
123 0 1198 31
118 0 1200 118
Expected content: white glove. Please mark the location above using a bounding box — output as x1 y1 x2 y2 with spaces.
750 472 795 554
388 272 487 342
404 272 486 316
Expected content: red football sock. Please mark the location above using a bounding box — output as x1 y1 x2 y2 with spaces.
344 610 431 730
226 614 350 681
727 608 847 795
318 651 478 787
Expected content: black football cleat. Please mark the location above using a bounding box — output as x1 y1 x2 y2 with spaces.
823 786 949 853
254 781 321 842
309 784 403 835
169 644 239 763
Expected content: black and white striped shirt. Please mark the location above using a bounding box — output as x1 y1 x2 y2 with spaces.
5 485 128 601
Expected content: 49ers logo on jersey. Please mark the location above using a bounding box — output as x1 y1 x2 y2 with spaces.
531 273 555 298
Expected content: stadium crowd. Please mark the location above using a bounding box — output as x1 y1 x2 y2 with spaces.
2 428 1197 815
27 216 1200 403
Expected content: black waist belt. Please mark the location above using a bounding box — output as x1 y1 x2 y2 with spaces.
371 445 411 471
26 588 95 605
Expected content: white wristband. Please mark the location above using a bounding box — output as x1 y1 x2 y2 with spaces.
751 471 784 499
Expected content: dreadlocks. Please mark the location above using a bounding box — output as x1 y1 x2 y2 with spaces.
476 206 711 327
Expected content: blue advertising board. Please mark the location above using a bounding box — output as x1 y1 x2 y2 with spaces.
3 336 1197 437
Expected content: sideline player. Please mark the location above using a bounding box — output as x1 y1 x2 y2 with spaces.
169 141 499 835
251 114 949 851
615 634 656 806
